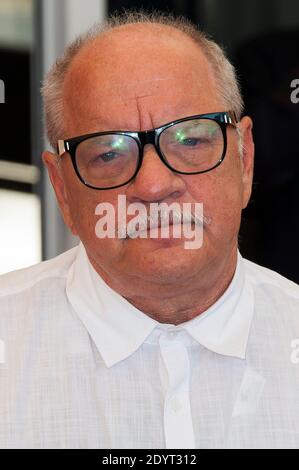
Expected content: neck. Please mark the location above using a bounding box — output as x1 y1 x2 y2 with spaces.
87 247 238 325
125 253 237 325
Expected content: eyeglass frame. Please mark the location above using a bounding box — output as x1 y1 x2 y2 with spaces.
57 110 238 190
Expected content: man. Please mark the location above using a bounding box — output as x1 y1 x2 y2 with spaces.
0 11 299 449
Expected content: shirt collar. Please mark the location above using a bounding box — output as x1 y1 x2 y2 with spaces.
66 243 158 368
66 243 255 367
181 251 255 359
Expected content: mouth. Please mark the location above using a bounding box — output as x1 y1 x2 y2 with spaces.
115 205 211 240
143 218 196 231
125 215 202 240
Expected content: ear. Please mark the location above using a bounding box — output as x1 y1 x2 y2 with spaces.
238 116 255 209
42 151 78 235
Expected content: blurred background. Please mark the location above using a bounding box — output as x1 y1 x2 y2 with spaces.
0 0 298 281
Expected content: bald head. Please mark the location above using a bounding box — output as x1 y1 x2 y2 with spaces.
62 23 220 138
42 11 243 149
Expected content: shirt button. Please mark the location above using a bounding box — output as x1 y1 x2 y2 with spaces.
171 398 182 412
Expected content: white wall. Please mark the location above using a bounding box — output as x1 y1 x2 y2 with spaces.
41 0 107 260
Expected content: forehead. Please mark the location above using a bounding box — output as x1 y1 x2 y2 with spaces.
62 24 221 135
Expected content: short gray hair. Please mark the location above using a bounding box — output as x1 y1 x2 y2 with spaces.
42 10 244 150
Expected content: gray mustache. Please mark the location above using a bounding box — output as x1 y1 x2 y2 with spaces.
117 208 212 238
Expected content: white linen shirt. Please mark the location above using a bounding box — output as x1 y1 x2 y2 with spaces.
0 242 299 449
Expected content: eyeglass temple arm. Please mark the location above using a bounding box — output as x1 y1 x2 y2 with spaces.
227 110 239 125
57 140 67 156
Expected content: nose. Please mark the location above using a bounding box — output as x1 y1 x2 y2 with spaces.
126 143 187 203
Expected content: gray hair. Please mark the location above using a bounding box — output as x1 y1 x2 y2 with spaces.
41 10 244 151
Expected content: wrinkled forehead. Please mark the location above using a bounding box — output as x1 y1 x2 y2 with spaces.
62 24 221 133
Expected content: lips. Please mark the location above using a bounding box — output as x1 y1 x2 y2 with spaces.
125 212 197 238
115 203 211 239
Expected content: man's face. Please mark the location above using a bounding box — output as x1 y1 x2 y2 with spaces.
43 24 254 295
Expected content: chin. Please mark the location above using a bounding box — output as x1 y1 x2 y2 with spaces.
130 244 208 283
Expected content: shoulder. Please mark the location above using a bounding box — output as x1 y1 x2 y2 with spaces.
0 245 79 299
243 257 299 300
243 257 299 330
242 258 299 369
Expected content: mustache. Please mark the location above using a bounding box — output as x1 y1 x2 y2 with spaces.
117 207 212 239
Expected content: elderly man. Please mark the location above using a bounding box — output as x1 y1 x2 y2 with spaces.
0 11 299 449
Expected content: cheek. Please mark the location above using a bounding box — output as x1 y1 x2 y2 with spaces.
61 159 107 237
68 190 99 240
185 166 244 238
64 177 126 260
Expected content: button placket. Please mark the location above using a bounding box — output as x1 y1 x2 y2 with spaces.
159 332 195 449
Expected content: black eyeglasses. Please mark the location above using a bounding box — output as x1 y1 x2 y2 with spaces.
57 111 238 190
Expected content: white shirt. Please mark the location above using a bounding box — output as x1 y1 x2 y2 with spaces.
0 242 299 449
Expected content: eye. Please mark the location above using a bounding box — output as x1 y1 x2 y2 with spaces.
180 137 201 146
99 151 119 162
89 151 121 165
